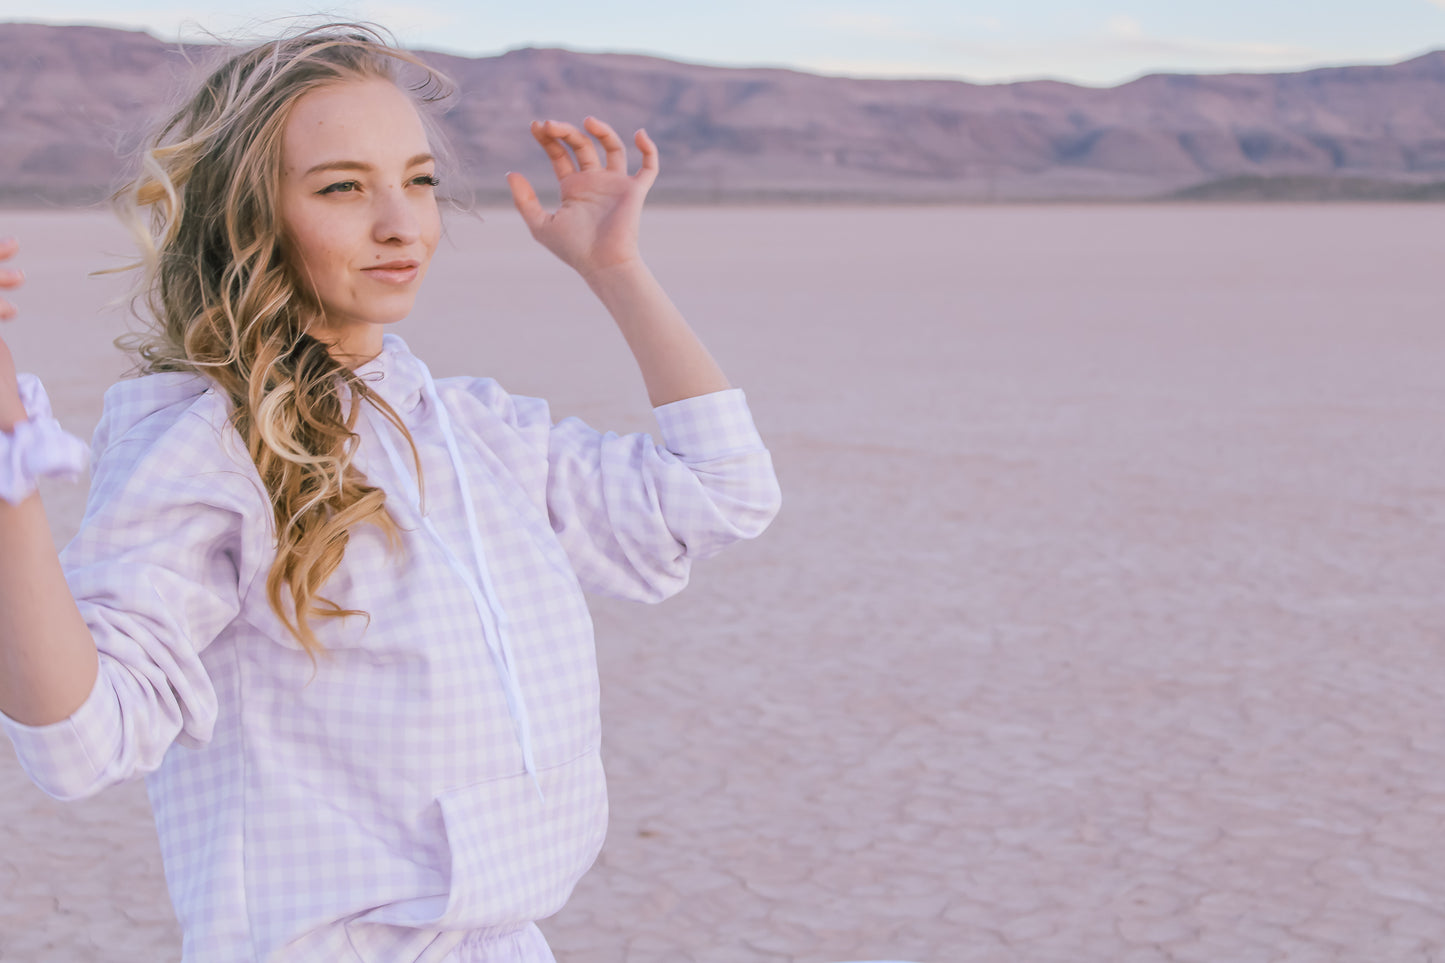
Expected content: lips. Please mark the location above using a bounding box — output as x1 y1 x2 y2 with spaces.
361 260 421 284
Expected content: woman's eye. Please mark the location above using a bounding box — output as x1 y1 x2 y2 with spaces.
318 181 359 195
412 174 440 188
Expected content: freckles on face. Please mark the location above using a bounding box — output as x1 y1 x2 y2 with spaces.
277 77 442 358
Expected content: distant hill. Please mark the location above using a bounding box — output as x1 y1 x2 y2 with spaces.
2 22 1445 204
1165 175 1445 202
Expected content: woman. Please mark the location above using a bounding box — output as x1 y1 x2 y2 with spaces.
0 24 779 963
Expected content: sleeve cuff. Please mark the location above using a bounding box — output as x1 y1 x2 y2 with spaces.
0 665 115 801
653 388 766 460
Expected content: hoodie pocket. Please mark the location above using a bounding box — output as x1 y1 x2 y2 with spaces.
432 749 609 928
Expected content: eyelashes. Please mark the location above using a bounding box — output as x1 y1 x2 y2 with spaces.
315 174 441 196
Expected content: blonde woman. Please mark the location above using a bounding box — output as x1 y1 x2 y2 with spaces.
0 24 779 963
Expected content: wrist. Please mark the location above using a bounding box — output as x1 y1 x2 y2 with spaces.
580 255 649 293
0 404 26 433
0 374 88 504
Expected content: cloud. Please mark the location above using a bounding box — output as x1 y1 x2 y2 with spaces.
1106 15 1145 41
815 8 1002 43
800 11 1340 85
1092 16 1322 63
798 56 998 81
817 11 907 35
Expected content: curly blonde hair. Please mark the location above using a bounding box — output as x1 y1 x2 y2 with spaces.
114 24 452 659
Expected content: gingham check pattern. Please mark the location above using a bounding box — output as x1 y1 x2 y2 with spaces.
0 335 781 963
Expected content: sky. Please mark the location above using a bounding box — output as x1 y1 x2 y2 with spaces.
5 1 1445 86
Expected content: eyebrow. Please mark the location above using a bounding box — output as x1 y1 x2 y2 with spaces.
304 153 435 176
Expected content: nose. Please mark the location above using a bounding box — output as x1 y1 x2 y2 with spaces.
372 183 421 245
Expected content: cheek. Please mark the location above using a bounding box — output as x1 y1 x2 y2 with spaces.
280 200 344 278
414 192 442 249
422 209 442 257
287 228 346 289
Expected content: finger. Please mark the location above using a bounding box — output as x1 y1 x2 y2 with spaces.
552 120 603 172
634 128 660 186
0 238 16 321
506 172 547 233
531 120 578 181
585 117 627 173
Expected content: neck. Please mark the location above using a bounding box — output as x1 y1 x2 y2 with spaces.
312 328 385 369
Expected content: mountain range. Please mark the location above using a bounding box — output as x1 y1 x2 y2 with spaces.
3 22 1444 204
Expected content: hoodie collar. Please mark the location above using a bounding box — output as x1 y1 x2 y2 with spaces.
352 334 427 414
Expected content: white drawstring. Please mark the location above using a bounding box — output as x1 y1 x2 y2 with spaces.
366 366 544 801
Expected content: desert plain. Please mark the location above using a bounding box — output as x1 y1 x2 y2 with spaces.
1 202 1443 962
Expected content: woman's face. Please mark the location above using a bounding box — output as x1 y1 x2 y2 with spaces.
278 77 441 363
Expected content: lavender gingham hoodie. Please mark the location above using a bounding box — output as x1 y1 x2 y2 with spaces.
0 334 781 962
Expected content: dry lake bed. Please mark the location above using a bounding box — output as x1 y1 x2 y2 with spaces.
2 203 1443 962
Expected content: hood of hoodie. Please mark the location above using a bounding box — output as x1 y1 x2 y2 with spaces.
93 334 428 455
93 370 213 456
353 334 427 416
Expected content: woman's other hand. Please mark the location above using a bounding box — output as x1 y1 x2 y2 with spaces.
0 237 26 429
507 117 659 282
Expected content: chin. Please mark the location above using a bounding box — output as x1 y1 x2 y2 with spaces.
353 300 416 328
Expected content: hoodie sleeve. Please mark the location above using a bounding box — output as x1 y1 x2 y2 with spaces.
532 387 780 603
0 380 267 801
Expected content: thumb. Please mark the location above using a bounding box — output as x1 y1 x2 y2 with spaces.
506 172 546 233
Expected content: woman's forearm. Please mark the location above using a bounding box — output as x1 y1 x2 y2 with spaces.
0 401 99 726
585 259 731 408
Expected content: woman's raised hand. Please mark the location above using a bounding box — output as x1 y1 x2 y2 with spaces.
507 117 659 282
0 237 25 428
